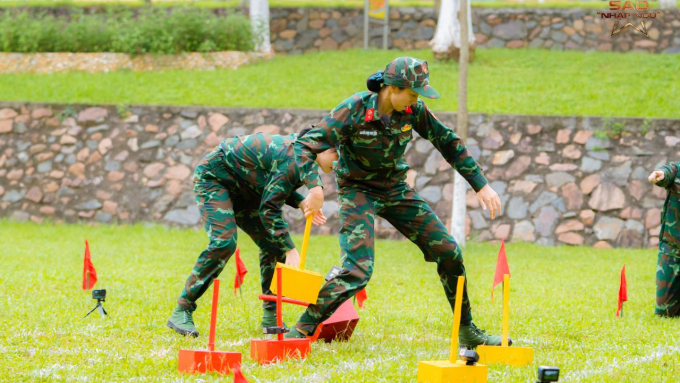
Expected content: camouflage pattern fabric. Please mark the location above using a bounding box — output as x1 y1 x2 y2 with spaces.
293 91 487 333
177 133 318 310
383 57 440 99
654 161 680 317
296 186 472 333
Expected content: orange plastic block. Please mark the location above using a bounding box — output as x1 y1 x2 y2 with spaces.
318 300 360 343
177 349 242 374
250 338 311 365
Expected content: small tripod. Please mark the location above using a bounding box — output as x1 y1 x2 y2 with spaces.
84 289 108 319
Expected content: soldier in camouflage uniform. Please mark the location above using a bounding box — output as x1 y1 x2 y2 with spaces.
167 131 338 337
649 163 680 317
286 57 507 348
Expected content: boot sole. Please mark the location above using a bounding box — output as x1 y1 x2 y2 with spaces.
459 338 512 349
167 320 199 338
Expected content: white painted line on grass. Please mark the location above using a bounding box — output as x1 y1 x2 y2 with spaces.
564 346 680 381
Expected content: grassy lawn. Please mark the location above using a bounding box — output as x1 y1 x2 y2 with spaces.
1 220 679 382
4 0 669 10
1 49 678 118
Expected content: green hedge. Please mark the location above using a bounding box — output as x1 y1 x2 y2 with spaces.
0 8 257 54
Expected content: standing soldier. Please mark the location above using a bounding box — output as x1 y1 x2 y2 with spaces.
167 131 338 337
286 57 508 348
648 162 680 317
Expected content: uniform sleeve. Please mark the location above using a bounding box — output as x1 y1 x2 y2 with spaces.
285 192 305 209
294 97 355 189
412 101 488 192
657 162 680 189
259 166 303 252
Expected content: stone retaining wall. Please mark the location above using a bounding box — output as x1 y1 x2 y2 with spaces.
1 102 679 248
270 7 680 54
4 7 679 55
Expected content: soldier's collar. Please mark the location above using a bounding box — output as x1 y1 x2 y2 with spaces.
364 92 413 122
364 92 379 122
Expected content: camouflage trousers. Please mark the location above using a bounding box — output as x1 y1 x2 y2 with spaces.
296 183 471 333
177 150 285 310
655 250 680 317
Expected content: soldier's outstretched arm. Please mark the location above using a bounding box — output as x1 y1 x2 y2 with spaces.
656 162 680 189
411 101 487 192
412 101 501 218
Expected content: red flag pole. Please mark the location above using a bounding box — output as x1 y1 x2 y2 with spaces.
208 279 220 352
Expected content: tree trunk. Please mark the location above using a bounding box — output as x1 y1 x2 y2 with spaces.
250 0 271 54
660 0 678 8
430 0 476 61
451 0 470 246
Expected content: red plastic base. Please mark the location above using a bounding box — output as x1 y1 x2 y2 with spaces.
177 349 242 374
318 300 360 343
250 338 311 365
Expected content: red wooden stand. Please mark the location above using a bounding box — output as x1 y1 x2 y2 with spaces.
250 267 312 364
178 279 242 374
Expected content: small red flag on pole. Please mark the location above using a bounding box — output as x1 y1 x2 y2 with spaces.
492 239 510 299
617 265 628 317
234 248 247 296
83 239 98 290
356 288 368 308
232 363 249 383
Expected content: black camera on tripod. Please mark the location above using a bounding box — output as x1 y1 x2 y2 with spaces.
536 366 559 382
92 289 106 301
84 289 108 318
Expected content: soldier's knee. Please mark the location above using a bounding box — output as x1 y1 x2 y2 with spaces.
210 239 238 260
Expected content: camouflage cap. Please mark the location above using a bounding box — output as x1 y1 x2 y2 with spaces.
383 57 440 99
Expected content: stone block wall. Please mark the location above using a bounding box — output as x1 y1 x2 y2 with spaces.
269 7 680 54
1 102 679 248
3 6 678 55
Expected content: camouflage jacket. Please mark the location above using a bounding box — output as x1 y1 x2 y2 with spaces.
218 133 322 252
657 161 680 255
294 91 488 191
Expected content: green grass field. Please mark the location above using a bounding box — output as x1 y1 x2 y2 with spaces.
2 49 679 118
1 220 679 382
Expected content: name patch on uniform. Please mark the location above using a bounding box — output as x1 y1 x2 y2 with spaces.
359 130 378 137
401 124 412 132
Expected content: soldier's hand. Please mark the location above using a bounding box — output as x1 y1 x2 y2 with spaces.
476 184 502 220
302 186 324 217
285 248 300 267
311 210 327 226
648 170 664 184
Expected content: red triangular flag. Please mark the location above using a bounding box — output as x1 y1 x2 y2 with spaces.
617 265 628 317
232 363 249 383
356 288 368 308
491 240 510 298
83 239 97 290
234 248 247 295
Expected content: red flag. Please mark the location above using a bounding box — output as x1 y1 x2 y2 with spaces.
234 248 247 295
492 239 510 298
83 239 97 290
232 363 249 383
617 265 628 317
356 288 367 308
